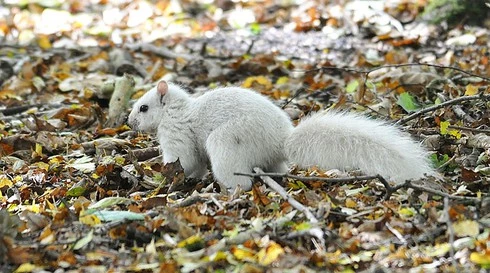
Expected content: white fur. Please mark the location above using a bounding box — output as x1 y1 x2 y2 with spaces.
128 83 291 190
285 112 435 181
128 82 435 190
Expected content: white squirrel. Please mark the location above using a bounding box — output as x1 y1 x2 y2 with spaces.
128 80 435 190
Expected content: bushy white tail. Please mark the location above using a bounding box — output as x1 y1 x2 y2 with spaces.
285 112 435 183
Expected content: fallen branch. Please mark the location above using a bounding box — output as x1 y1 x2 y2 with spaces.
444 197 457 269
395 181 480 203
105 73 135 128
395 93 490 125
235 171 381 183
235 171 480 203
252 167 325 250
315 63 490 83
448 125 490 134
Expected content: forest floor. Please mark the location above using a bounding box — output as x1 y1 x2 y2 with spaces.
1 0 490 272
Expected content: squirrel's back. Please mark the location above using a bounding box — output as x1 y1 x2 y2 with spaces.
285 111 435 182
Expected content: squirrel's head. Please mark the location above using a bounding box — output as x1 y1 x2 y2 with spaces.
128 80 189 132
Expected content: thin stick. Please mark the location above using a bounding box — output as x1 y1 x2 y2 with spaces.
252 167 325 250
235 172 380 183
395 94 490 125
396 181 480 202
444 197 457 269
449 125 490 134
316 63 490 82
235 171 480 203
385 222 408 245
253 168 319 224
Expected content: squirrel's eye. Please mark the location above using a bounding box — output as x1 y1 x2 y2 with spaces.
140 105 149 112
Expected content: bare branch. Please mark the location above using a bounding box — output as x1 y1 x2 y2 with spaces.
252 167 325 250
395 93 490 125
236 171 480 203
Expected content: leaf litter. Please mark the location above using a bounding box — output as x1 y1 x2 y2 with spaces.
1 0 490 272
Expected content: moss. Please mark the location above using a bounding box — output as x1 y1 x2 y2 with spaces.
423 0 488 25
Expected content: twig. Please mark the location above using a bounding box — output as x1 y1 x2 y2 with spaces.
235 171 480 203
444 197 457 269
317 63 490 82
452 105 476 124
281 87 307 109
449 125 490 134
395 181 480 203
245 39 255 55
385 222 408 245
252 167 325 250
127 43 195 61
210 195 224 211
437 154 457 170
0 104 44 116
252 168 318 224
395 93 490 125
235 171 381 183
364 63 490 82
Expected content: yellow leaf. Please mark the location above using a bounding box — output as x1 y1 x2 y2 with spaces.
14 263 38 273
257 242 284 266
440 121 449 135
242 76 272 90
0 175 13 187
177 234 202 248
24 203 40 213
232 247 255 261
345 198 357 208
465 84 479 96
208 251 228 262
426 243 450 257
37 35 52 50
80 214 102 226
470 251 490 267
115 156 126 165
39 225 55 244
449 128 462 139
398 207 416 218
440 121 461 139
34 162 50 171
45 199 55 210
35 143 43 155
453 220 480 237
49 156 64 165
293 222 311 231
276 76 289 85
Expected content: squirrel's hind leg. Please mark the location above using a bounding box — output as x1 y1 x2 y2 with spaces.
205 127 254 191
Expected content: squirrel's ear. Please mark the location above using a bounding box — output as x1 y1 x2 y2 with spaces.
157 81 168 96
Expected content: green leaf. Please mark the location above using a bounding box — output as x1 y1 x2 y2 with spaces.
430 154 449 168
91 210 144 222
88 197 132 210
345 80 359 93
250 22 261 35
397 92 420 112
66 186 85 197
345 186 369 196
73 229 93 250
365 80 377 93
